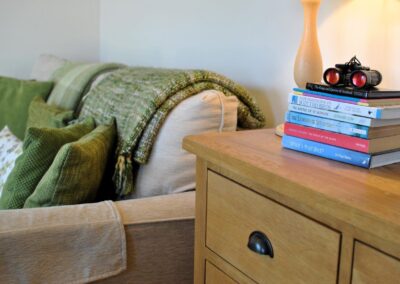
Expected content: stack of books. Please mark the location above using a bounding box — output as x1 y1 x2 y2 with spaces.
282 83 400 168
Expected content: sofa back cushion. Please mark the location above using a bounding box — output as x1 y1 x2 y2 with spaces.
130 90 238 199
27 96 74 130
31 54 68 81
0 77 54 139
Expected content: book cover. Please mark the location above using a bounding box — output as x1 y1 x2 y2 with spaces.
294 88 400 107
286 111 370 138
287 104 375 127
289 93 381 118
284 123 370 153
282 135 371 168
306 82 400 99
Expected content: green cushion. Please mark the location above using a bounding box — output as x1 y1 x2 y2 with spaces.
26 96 74 130
0 76 53 139
0 117 95 209
24 122 116 208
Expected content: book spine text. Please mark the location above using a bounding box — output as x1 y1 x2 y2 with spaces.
288 104 373 126
286 111 370 138
284 123 370 153
282 135 371 168
289 93 380 118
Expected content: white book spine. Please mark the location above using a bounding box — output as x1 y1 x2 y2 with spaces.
288 104 373 126
288 93 380 119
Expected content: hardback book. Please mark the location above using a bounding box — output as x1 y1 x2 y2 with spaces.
285 111 400 139
294 88 400 107
284 122 400 154
282 135 400 169
288 104 400 127
289 93 400 119
305 82 400 99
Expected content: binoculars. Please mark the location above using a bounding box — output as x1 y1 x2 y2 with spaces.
323 56 382 89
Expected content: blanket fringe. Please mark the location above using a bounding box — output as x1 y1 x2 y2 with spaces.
113 154 134 198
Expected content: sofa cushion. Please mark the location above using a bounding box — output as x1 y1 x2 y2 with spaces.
30 54 68 81
0 76 54 139
0 127 23 198
27 96 74 130
130 90 238 199
47 62 123 110
24 122 116 208
0 117 95 209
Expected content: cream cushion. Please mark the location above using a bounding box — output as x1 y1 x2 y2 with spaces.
131 90 238 199
31 54 67 81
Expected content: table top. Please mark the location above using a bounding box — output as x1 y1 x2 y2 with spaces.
183 129 400 246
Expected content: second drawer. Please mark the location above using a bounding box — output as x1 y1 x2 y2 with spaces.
206 171 341 283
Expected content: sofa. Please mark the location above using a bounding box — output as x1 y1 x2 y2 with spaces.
0 55 264 283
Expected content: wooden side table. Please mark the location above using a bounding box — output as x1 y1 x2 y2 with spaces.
183 129 400 284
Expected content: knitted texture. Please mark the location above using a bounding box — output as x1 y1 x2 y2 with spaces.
0 118 95 209
78 67 265 197
24 122 116 208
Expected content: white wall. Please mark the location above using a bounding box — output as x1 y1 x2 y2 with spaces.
100 0 400 127
0 0 100 79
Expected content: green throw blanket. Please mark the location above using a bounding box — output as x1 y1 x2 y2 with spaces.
78 67 265 197
48 62 124 110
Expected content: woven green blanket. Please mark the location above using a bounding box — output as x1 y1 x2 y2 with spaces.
78 67 265 197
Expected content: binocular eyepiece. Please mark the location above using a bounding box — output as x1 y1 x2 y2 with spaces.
323 56 382 89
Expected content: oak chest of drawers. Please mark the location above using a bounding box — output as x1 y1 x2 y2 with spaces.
183 129 400 284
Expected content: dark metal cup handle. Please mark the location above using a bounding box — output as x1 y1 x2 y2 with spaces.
247 231 274 258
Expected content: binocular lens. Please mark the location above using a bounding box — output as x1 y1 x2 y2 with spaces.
324 68 341 85
351 72 367 88
350 70 382 89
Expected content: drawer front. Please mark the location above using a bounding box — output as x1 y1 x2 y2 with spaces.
205 261 237 284
352 242 400 284
206 171 340 283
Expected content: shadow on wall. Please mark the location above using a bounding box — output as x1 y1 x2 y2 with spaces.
246 87 277 128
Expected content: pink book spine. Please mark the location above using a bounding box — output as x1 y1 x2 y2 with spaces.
284 122 370 153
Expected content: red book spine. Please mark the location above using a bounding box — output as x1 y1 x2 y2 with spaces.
284 122 370 153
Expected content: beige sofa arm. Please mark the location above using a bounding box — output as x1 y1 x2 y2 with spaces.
99 191 195 284
115 190 195 225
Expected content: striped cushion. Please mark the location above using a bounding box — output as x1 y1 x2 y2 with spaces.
47 62 123 110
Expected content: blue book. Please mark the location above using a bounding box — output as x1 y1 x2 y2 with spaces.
286 111 370 139
282 135 371 168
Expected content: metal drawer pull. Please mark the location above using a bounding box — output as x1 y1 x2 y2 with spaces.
247 231 274 258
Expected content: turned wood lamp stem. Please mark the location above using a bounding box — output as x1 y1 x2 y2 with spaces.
294 0 323 88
